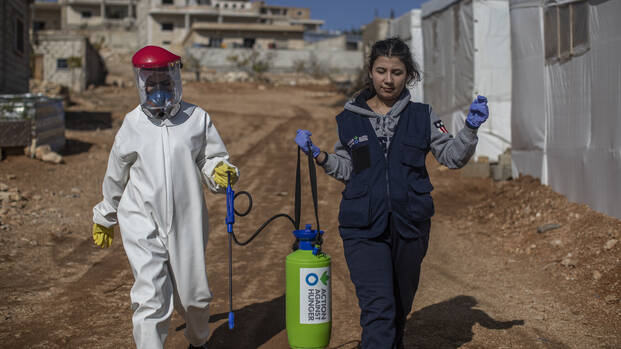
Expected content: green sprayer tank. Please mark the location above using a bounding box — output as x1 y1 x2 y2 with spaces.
286 224 331 348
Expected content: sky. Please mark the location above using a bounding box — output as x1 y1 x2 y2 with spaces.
267 0 428 31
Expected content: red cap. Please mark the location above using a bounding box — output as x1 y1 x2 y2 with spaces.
132 45 181 68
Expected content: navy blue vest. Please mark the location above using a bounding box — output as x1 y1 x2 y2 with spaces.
336 101 434 239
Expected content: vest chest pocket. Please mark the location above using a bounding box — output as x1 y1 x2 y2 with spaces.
401 141 431 182
407 181 435 221
401 140 435 221
401 140 428 168
338 184 371 228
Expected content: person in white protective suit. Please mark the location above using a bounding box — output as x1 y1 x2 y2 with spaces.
91 45 239 349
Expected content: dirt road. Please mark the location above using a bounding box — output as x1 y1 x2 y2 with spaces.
0 82 619 348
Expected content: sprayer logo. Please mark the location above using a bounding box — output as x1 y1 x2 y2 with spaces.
300 267 330 324
320 271 329 285
305 272 329 286
306 273 318 286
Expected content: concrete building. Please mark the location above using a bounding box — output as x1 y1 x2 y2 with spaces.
32 32 107 92
32 0 137 31
306 33 362 52
31 0 62 31
1 0 32 94
32 0 324 52
183 22 306 50
32 0 139 52
153 0 324 51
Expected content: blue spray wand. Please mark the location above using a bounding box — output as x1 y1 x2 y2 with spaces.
226 172 235 330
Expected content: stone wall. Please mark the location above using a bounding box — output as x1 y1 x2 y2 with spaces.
187 47 363 75
34 34 87 92
34 33 107 92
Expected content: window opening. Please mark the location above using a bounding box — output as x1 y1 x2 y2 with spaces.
209 37 223 47
57 59 68 69
33 21 45 30
544 1 589 63
571 1 589 55
16 18 24 54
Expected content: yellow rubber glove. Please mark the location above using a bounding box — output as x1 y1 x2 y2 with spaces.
92 223 114 248
213 161 239 187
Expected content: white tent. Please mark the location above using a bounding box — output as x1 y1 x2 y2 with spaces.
421 0 512 160
510 0 621 219
389 9 425 103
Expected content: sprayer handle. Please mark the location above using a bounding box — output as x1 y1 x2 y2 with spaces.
228 311 235 329
226 180 235 228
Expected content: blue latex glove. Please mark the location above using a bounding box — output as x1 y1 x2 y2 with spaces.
466 95 489 128
294 129 321 158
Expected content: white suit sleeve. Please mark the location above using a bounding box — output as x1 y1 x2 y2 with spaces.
92 138 134 228
197 112 238 193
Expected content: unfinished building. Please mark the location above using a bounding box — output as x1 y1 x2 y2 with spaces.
149 0 323 51
31 0 324 52
32 0 139 52
32 32 107 92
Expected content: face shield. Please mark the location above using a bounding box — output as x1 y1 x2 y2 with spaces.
134 61 182 118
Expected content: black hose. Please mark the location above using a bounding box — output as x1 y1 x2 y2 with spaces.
229 190 296 246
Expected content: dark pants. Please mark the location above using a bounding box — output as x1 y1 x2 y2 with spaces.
343 218 430 349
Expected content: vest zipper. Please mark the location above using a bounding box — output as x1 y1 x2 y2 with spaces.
384 113 402 214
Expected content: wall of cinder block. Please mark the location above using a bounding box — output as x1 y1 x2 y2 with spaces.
188 47 364 75
34 36 87 92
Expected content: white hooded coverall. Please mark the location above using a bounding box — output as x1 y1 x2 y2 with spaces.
93 101 233 348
